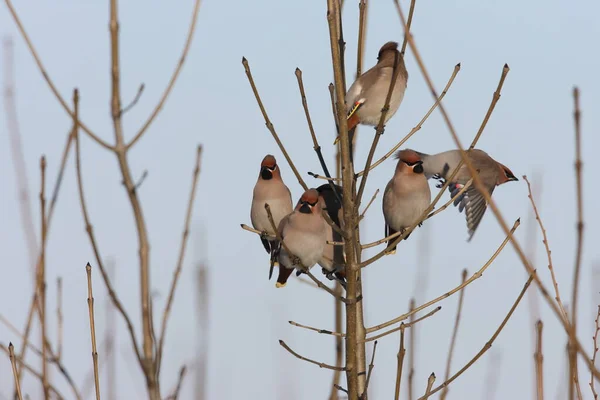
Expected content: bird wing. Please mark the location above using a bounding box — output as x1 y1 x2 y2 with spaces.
449 182 495 241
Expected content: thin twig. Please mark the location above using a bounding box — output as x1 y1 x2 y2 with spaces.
38 154 49 400
126 0 202 149
570 86 584 400
408 298 415 400
86 263 101 400
166 366 187 400
295 68 340 203
108 3 157 389
360 341 378 400
590 306 600 399
56 277 63 360
157 145 203 373
535 320 544 400
367 220 520 333
9 343 24 400
120 83 145 116
1 344 65 400
73 89 142 366
424 373 436 397
279 340 346 371
362 307 441 344
242 58 308 191
418 274 534 399
0 315 81 400
440 269 468 400
394 324 406 400
523 176 568 321
358 189 379 222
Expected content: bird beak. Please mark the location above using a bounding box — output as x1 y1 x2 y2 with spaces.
413 161 424 174
261 166 273 180
299 202 312 214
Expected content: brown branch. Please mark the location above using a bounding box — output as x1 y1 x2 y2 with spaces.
73 89 142 366
367 219 520 333
356 0 368 78
165 366 187 400
0 315 81 400
1 344 65 400
242 57 308 191
394 0 600 381
535 320 544 400
9 343 24 400
394 324 406 400
126 0 202 149
120 83 145 116
360 341 378 400
591 306 600 399
418 274 534 399
570 86 584 400
279 340 345 371
329 282 344 400
362 306 441 343
157 145 203 373
358 189 379 222
326 0 363 396
356 64 460 178
440 269 468 400
408 298 415 400
3 0 114 151
424 373 436 397
108 2 158 393
86 263 102 400
523 176 568 321
37 155 50 400
54 278 63 363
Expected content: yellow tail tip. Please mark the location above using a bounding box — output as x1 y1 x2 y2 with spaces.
385 249 397 256
275 282 287 288
333 136 340 145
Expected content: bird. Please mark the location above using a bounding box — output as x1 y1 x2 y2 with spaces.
250 154 293 279
315 184 346 287
382 149 432 254
334 41 408 145
411 148 518 240
274 189 328 288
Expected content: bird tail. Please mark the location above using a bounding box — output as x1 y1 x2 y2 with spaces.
385 224 398 254
276 265 295 288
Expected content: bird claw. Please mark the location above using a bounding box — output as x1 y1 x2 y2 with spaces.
260 231 269 240
418 222 423 227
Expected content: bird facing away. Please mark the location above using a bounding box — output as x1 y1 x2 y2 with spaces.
250 154 293 278
334 41 409 145
412 148 518 240
315 184 346 287
382 149 431 254
275 189 328 288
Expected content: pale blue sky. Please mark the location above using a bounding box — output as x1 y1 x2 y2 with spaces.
1 0 600 399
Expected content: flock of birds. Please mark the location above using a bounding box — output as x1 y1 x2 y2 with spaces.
250 41 518 288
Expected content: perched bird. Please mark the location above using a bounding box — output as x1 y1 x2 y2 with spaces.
334 41 408 145
315 184 346 287
275 189 328 288
412 148 518 240
251 154 293 278
382 150 432 253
